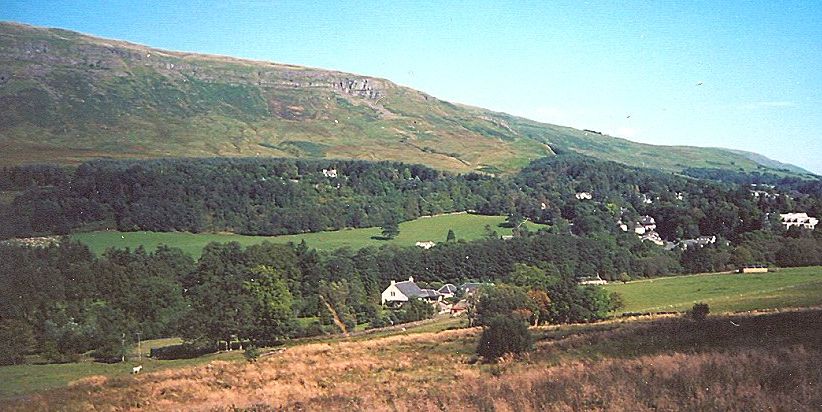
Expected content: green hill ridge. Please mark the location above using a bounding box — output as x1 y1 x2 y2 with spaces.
0 22 812 176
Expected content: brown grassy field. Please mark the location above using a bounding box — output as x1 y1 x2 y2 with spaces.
4 308 820 411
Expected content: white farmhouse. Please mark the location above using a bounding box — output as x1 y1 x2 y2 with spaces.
415 241 436 249
639 215 657 231
575 192 593 200
322 168 338 178
780 213 818 230
579 274 607 285
640 230 664 246
381 277 441 306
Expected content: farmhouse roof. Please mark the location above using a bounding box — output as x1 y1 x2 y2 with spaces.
394 279 425 298
419 289 442 299
438 284 457 294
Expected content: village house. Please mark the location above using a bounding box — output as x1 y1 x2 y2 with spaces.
450 300 469 316
415 241 436 249
575 192 593 200
779 212 818 230
322 168 338 178
578 274 608 285
381 277 441 306
618 220 629 232
639 215 657 231
640 230 664 246
437 284 457 299
676 235 717 250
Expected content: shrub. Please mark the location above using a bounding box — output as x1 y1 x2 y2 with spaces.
243 345 260 363
149 343 215 360
292 320 333 338
476 315 532 360
397 298 435 324
474 285 536 326
690 303 710 321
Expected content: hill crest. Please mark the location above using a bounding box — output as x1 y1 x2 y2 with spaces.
0 22 812 177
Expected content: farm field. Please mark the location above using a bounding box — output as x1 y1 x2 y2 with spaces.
71 213 545 257
0 341 243 399
3 309 820 410
604 266 822 314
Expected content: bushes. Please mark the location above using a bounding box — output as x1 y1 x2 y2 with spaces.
474 285 536 326
476 316 532 360
690 303 710 321
243 345 260 363
396 298 436 324
149 343 215 360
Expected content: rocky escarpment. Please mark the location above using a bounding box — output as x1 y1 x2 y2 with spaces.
0 22 388 104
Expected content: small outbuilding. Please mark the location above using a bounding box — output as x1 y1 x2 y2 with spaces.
738 265 768 274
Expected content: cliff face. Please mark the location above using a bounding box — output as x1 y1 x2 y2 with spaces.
0 22 809 176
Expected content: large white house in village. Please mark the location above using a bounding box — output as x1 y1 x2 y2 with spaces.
780 212 818 230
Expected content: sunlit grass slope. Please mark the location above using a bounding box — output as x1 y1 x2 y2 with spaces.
604 266 822 314
71 213 546 257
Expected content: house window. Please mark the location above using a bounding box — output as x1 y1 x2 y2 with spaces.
390 291 395 296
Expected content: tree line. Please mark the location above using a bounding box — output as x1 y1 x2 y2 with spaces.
3 217 820 365
2 155 820 244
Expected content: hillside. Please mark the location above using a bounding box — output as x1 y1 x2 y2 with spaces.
4 309 820 410
0 22 812 176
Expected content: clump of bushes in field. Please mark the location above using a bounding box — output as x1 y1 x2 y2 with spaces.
476 315 532 360
690 302 710 321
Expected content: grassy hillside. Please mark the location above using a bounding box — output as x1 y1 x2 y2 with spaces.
0 22 811 177
2 267 819 402
71 213 546 257
604 266 822 313
3 309 819 410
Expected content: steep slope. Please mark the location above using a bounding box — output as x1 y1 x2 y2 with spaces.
0 22 811 176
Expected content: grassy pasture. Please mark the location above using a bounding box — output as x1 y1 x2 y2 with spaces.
0 339 243 399
604 266 822 314
71 213 545 257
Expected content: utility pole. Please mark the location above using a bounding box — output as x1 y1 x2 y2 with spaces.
135 332 142 363
121 333 126 363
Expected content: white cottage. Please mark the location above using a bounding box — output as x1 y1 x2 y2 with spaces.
381 277 441 305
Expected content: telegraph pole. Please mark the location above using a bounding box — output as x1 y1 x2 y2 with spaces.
121 333 126 363
135 332 142 363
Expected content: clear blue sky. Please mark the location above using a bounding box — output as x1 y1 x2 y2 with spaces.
3 1 821 173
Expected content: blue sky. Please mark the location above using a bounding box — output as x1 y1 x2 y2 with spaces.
3 1 821 173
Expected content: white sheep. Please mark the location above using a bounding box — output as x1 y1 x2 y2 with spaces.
132 365 143 374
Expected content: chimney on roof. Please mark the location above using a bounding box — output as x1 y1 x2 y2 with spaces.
408 276 414 283
390 280 395 285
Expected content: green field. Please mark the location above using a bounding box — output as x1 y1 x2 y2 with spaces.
604 266 822 314
71 213 546 257
0 338 243 399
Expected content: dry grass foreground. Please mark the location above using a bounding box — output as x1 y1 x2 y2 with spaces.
5 309 821 411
